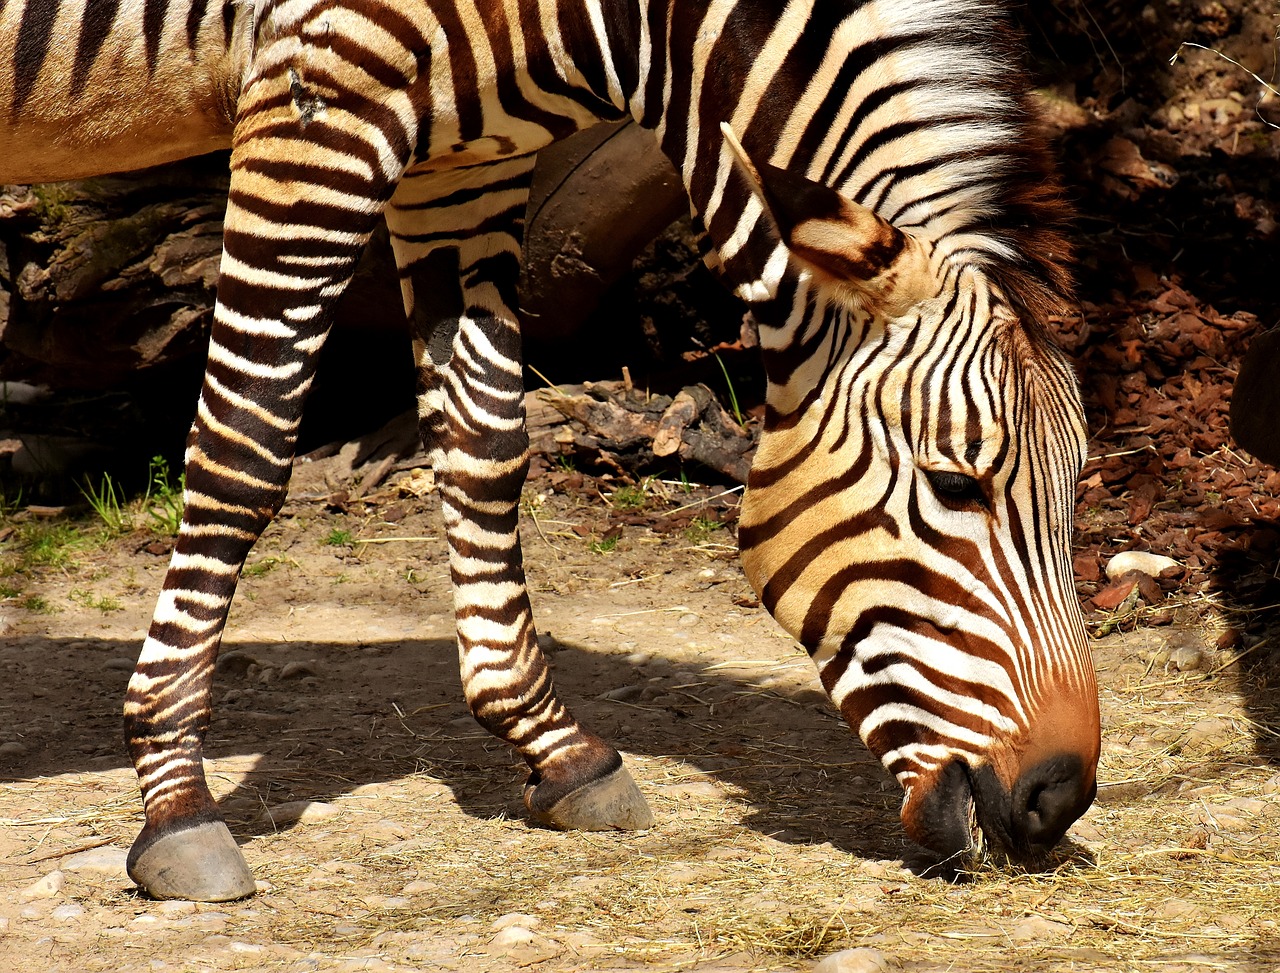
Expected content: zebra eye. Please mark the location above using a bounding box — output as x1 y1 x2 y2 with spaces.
923 469 989 511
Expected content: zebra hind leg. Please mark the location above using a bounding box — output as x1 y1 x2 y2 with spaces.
388 162 653 832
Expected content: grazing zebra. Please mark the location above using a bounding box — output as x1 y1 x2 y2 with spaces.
1 0 1100 900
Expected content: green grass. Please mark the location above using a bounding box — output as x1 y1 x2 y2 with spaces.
20 594 56 614
69 589 124 613
80 472 132 535
243 557 284 579
144 455 184 536
589 535 619 555
610 484 649 511
324 528 353 547
712 352 745 426
17 521 83 570
685 515 724 545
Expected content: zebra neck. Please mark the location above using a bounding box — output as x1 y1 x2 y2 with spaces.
617 0 1069 327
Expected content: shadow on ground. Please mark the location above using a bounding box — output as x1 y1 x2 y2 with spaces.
0 634 909 866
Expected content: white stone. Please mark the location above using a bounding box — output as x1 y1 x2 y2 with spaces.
490 926 538 947
1106 551 1179 580
61 845 129 878
491 913 541 932
264 801 340 825
21 870 65 900
51 903 85 922
813 947 899 973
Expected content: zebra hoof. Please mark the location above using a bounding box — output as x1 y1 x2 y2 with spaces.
528 763 655 831
127 820 256 901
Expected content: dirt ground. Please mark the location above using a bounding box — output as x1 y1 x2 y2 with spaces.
1 471 1278 973
5 3 1280 971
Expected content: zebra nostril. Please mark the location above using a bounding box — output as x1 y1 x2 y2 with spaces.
1013 754 1096 848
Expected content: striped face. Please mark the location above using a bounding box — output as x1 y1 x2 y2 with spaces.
732 148 1100 863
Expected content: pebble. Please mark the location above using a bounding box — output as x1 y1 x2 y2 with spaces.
678 613 700 627
0 741 28 758
216 650 259 677
1106 551 1179 580
264 800 341 825
103 657 136 671
21 870 65 900
401 880 434 895
155 901 198 916
1186 716 1237 749
813 947 898 973
51 904 85 922
1008 917 1072 942
598 683 643 701
280 660 320 680
664 781 723 801
61 845 129 879
1169 643 1204 671
491 913 541 932
490 926 539 947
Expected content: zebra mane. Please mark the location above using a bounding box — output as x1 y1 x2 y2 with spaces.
958 20 1076 337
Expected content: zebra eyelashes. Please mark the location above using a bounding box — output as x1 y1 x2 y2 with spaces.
923 468 990 512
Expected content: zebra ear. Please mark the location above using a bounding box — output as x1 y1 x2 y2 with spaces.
721 124 932 315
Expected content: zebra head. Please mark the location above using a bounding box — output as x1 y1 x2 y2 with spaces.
725 132 1099 864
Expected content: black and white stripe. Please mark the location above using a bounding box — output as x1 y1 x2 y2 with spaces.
1 0 1099 899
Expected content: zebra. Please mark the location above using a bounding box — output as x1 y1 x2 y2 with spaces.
1 0 1100 900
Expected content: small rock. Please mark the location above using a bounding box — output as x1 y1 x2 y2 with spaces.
598 684 643 702
21 870 65 900
51 903 85 922
0 741 29 758
280 660 320 680
264 801 340 825
1186 716 1237 749
216 651 258 677
156 901 198 916
1169 644 1204 671
103 657 136 672
490 926 538 947
664 781 723 802
813 947 899 973
61 845 129 878
1106 551 1179 581
491 913 541 932
678 613 700 627
1008 917 1072 942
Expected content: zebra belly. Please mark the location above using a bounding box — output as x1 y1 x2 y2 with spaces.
0 0 246 183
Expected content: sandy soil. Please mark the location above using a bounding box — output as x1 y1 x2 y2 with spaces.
1 476 1277 973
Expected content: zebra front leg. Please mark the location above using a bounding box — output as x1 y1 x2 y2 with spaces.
124 43 413 898
388 163 653 831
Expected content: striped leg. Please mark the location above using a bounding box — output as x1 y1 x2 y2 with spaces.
124 50 413 901
388 160 653 832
